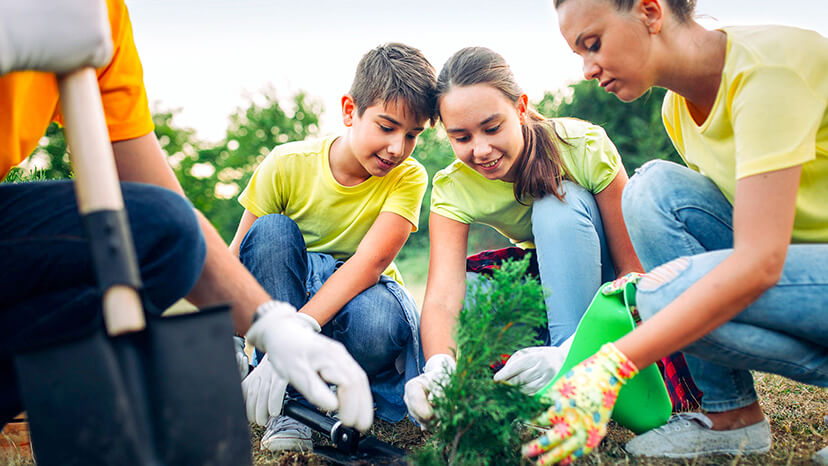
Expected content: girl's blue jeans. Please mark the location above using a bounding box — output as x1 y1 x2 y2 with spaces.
531 180 616 346
238 214 411 421
0 180 206 426
623 160 828 412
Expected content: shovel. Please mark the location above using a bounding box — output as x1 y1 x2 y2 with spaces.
12 68 251 465
284 399 406 465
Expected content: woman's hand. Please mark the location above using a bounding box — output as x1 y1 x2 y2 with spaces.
522 343 638 464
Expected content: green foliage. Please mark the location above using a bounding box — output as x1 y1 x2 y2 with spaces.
412 257 548 466
2 167 50 183
536 80 682 174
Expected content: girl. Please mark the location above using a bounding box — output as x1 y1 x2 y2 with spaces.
403 46 648 426
523 0 828 463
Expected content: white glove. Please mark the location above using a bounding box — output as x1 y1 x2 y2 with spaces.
403 354 455 429
241 354 288 427
0 0 113 75
246 301 373 432
234 336 249 379
493 334 574 395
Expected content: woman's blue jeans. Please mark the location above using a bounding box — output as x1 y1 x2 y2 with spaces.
531 180 616 346
238 214 410 421
0 180 206 426
623 160 828 412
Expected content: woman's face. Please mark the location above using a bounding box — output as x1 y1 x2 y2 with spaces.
439 83 526 182
557 0 657 102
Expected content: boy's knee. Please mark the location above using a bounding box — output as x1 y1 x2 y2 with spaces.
335 290 408 363
240 214 303 262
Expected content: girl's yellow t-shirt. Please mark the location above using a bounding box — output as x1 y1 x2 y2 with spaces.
430 118 621 249
662 25 828 243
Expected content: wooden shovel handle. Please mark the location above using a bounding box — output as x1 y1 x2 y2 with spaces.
58 68 145 336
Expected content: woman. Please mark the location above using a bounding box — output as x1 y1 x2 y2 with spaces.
523 0 828 463
403 46 646 427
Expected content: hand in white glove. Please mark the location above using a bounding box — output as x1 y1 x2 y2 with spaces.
0 0 113 75
234 336 249 379
493 334 574 395
246 301 373 432
403 354 455 429
241 354 288 426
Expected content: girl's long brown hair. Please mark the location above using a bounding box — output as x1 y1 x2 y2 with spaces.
436 46 568 204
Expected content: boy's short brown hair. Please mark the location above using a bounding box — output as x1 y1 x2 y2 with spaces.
349 43 437 125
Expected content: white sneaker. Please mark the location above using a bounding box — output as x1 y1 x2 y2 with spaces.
814 446 828 465
625 413 771 458
260 415 313 452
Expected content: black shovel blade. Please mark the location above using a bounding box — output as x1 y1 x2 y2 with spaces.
14 304 251 466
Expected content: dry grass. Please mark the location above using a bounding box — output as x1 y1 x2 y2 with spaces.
250 372 826 465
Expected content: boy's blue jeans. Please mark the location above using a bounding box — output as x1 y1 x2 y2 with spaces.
531 180 616 346
623 160 828 412
238 214 412 421
0 180 206 426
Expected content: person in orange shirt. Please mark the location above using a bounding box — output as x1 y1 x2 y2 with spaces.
0 0 372 434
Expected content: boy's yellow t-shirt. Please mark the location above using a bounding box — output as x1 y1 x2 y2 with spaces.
0 0 153 179
662 25 828 243
430 118 621 249
238 136 427 284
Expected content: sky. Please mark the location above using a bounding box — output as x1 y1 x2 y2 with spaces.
125 0 828 143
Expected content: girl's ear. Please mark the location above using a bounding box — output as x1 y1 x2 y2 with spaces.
517 94 529 125
341 95 356 127
638 0 664 34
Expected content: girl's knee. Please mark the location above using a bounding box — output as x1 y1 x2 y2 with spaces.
531 181 597 234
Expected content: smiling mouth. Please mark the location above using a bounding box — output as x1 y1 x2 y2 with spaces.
600 79 616 90
375 154 396 168
479 157 501 169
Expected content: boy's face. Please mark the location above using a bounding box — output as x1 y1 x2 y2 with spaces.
342 96 426 178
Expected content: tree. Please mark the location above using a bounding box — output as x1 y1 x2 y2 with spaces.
537 80 682 174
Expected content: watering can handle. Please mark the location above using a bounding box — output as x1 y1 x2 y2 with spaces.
58 68 146 336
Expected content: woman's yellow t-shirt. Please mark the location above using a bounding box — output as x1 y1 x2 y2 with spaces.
238 136 427 284
662 25 828 243
430 118 621 249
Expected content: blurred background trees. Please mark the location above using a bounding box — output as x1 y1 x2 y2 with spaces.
6 80 681 282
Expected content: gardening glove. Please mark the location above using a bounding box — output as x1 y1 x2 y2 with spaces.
246 300 373 432
493 334 574 395
241 354 288 426
234 336 250 379
0 0 113 75
522 343 638 465
601 272 644 296
403 353 455 429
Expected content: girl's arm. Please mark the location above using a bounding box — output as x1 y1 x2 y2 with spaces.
593 169 644 276
420 213 470 359
616 165 802 369
300 211 412 326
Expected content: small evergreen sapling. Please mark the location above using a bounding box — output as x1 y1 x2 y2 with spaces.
412 257 548 465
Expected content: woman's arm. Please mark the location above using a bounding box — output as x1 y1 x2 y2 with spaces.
615 165 802 369
300 211 412 326
420 213 471 359
593 169 644 276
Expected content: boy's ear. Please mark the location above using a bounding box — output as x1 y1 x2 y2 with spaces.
341 95 356 127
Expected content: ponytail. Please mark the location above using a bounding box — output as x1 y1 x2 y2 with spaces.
512 109 569 205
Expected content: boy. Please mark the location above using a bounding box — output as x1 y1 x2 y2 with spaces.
229 42 437 451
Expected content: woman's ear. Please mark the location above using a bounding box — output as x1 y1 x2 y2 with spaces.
517 94 529 125
341 95 356 127
638 0 664 34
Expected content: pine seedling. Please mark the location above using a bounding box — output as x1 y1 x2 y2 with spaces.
412 256 549 465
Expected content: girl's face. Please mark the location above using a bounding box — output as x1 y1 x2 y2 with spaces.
557 0 658 102
439 83 526 182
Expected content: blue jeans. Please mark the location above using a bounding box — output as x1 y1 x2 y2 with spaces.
531 180 616 346
0 180 206 425
623 160 828 412
238 214 413 422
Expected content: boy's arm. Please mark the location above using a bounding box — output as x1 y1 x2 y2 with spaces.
593 169 644 277
300 211 411 326
229 209 259 259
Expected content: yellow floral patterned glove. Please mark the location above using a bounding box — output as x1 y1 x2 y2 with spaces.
521 343 639 465
601 272 644 296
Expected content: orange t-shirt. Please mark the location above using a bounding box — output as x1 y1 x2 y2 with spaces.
0 0 154 179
